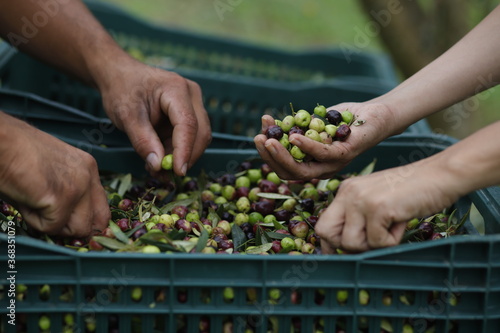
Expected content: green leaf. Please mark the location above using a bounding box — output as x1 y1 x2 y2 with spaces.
316 179 329 192
197 169 209 193
207 208 220 228
231 223 247 251
108 221 130 244
400 229 421 243
246 243 273 254
266 231 295 240
358 159 377 176
257 193 294 200
455 206 471 232
172 240 196 253
93 236 128 250
124 221 145 238
272 220 287 230
195 222 209 253
117 174 132 197
110 209 128 221
138 238 179 252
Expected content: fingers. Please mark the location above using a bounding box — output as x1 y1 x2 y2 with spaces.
121 110 166 173
186 79 212 167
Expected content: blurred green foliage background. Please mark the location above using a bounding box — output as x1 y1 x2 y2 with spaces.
100 0 500 139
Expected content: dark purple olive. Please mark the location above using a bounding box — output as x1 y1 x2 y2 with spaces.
252 200 275 216
152 223 167 232
278 183 292 196
260 164 272 178
171 205 188 218
289 126 305 136
236 186 250 198
307 232 319 246
218 239 234 251
326 109 342 125
274 209 291 222
132 227 147 240
174 219 192 233
306 216 319 228
238 161 252 172
190 221 201 233
246 232 256 240
300 198 315 214
335 124 351 141
183 179 198 192
259 179 278 193
218 174 236 186
118 198 134 211
418 222 434 240
240 222 253 234
271 240 282 253
213 233 228 245
220 211 235 222
265 125 284 140
202 200 218 211
115 218 130 231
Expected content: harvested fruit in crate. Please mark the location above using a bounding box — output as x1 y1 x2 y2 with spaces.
0 160 469 254
267 104 362 162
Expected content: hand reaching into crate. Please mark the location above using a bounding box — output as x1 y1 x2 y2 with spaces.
98 61 212 178
0 112 110 237
0 0 211 178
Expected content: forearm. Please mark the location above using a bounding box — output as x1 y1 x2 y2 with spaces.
0 0 132 90
428 120 500 198
374 5 500 133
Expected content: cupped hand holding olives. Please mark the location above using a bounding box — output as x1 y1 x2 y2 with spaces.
254 102 398 181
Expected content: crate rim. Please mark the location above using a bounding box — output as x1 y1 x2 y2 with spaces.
2 232 499 261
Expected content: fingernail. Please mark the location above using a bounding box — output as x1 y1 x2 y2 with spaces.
181 163 188 176
146 153 160 171
289 135 301 145
265 142 277 155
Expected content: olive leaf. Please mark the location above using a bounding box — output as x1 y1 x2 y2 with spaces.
207 208 220 228
271 220 287 230
110 209 128 221
257 193 293 200
108 221 130 244
93 236 128 250
246 243 273 254
455 206 471 232
124 221 145 238
266 231 295 240
172 240 196 253
138 237 179 252
194 222 209 253
358 158 377 176
117 174 132 197
231 223 247 251
316 179 329 192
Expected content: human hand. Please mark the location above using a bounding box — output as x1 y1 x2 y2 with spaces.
253 102 401 180
99 61 211 178
0 113 110 237
314 157 460 253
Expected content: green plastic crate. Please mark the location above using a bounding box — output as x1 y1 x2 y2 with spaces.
0 50 431 137
82 0 399 86
0 112 499 332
